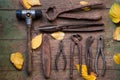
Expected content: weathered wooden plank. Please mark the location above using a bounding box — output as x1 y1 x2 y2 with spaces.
0 0 119 80
31 70 120 80
1 70 118 80
0 71 27 80
0 0 113 9
0 40 26 55
0 11 26 39
0 40 27 70
32 50 119 71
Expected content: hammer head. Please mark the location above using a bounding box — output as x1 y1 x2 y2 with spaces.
16 10 42 26
16 10 42 20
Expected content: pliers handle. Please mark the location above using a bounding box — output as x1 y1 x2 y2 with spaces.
94 35 106 76
55 40 67 71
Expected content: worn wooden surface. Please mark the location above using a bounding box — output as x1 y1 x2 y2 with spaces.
0 0 120 80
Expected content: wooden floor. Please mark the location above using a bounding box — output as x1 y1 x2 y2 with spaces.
0 0 120 80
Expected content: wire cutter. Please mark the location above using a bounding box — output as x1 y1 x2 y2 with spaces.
94 35 106 76
70 34 82 79
55 40 67 71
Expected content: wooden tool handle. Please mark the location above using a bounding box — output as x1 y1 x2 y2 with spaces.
42 34 51 79
27 27 32 75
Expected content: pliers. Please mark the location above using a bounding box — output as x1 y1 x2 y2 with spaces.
45 2 103 21
70 34 82 79
94 35 106 76
55 40 67 71
85 36 94 75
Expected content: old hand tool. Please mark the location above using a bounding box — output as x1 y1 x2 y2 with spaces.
16 10 42 75
58 11 102 21
45 1 103 21
55 40 67 71
41 34 51 79
85 36 94 75
35 22 104 32
94 35 106 77
70 34 82 79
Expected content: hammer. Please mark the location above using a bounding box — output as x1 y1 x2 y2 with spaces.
16 10 42 75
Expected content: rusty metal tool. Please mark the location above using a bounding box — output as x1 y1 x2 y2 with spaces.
58 11 102 21
55 40 67 71
35 22 104 32
45 1 103 21
94 35 106 77
70 34 82 79
85 36 94 75
16 10 42 75
41 34 51 79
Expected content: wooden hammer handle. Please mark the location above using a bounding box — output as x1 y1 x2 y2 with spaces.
27 27 32 75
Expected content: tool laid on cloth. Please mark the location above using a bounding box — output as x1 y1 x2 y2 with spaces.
45 1 103 21
41 34 51 79
70 34 82 79
16 10 42 75
55 40 67 71
35 22 104 32
94 35 106 77
85 36 94 75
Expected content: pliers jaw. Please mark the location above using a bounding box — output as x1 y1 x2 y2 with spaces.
97 35 104 49
71 34 82 44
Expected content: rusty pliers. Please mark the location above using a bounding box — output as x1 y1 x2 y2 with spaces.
55 40 67 71
94 35 106 76
70 34 82 79
85 36 94 75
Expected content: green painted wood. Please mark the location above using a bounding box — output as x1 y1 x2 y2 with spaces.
0 40 26 54
0 71 27 80
0 40 27 70
0 11 27 39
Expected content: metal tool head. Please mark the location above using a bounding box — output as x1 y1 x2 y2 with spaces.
71 34 82 44
86 36 94 47
97 35 104 48
16 10 42 26
16 10 42 19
